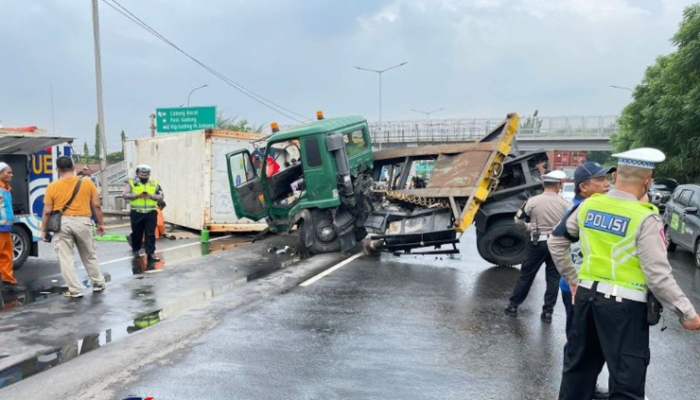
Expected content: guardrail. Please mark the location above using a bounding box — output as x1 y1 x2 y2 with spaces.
105 160 128 184
367 116 619 144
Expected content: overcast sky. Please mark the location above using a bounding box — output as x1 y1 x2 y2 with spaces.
0 0 694 152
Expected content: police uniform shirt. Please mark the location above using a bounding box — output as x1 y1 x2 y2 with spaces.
548 189 698 321
517 192 569 234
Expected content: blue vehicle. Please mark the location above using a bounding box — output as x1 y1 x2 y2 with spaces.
0 132 73 269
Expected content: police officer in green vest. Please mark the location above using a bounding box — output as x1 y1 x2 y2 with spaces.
123 165 164 261
548 148 700 400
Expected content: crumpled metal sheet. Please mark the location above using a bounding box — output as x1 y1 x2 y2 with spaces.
427 150 492 190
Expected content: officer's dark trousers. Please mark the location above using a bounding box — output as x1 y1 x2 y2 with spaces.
130 210 157 256
509 242 561 313
559 286 649 400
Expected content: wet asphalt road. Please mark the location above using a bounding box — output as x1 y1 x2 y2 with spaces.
2 227 700 399
113 230 700 400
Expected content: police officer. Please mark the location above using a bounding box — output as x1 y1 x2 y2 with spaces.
549 148 700 400
505 170 568 323
554 162 616 400
123 165 164 261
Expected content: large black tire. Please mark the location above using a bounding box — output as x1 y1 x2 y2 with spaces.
12 226 31 270
694 239 700 269
476 218 528 266
664 225 677 252
300 209 341 255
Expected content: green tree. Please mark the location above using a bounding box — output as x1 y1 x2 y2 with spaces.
614 5 700 182
216 114 263 132
520 110 542 135
120 129 126 157
94 123 102 159
106 151 124 164
586 151 614 167
83 142 90 161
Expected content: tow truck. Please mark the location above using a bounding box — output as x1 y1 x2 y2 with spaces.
0 127 73 269
226 112 548 266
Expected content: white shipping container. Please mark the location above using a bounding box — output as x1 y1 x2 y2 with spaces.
124 130 268 232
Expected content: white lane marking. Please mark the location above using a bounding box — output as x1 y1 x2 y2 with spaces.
299 253 363 287
98 235 233 266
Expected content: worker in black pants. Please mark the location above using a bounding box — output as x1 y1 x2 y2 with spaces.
508 241 562 320
123 165 164 261
560 283 648 398
505 170 568 323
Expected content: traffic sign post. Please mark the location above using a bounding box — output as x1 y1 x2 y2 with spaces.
156 106 216 134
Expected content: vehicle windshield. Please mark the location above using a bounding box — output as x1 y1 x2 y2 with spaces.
563 183 574 193
651 182 676 192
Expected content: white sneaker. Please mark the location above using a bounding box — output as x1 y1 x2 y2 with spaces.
63 291 84 298
93 284 106 293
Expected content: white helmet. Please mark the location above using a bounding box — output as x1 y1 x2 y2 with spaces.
136 164 152 174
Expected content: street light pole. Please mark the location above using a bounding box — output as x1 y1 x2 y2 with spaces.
187 84 208 106
411 108 445 120
610 85 633 92
354 62 408 123
354 62 408 150
91 0 108 205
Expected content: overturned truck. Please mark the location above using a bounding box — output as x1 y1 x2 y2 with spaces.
226 112 548 266
365 115 548 266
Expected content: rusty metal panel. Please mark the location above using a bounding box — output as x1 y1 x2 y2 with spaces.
427 150 493 189
373 142 496 161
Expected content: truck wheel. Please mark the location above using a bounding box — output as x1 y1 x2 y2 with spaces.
664 225 677 252
12 226 30 270
476 218 528 266
300 210 341 254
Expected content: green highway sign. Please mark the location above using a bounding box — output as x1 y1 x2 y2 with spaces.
156 106 216 133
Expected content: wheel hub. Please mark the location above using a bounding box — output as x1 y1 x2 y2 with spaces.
12 233 24 260
317 226 336 242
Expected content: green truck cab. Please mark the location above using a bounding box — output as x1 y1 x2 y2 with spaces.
226 115 374 254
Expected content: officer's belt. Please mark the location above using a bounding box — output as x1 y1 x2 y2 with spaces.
538 233 551 242
579 279 647 303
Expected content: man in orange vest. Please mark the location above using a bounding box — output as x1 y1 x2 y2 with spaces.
0 162 24 292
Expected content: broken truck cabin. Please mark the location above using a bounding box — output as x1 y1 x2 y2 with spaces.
226 112 550 266
365 114 549 266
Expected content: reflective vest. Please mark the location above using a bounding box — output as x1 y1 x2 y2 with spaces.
129 179 158 212
577 193 657 293
0 185 13 232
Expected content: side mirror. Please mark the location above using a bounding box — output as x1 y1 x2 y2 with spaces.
684 207 698 215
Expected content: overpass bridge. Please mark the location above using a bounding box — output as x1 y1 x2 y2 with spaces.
368 115 616 151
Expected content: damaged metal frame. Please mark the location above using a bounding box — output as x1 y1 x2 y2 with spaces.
364 113 520 255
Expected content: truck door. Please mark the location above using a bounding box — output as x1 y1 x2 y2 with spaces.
226 149 267 220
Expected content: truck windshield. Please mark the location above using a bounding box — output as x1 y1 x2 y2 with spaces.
344 129 367 157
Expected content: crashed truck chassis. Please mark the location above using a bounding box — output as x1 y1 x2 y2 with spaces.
364 114 519 255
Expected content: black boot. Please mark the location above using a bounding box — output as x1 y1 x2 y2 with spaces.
504 304 518 317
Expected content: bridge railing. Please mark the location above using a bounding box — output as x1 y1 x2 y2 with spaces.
367 115 619 144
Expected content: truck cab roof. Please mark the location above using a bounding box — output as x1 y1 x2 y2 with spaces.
272 116 366 142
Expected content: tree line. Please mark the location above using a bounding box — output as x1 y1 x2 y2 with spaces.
613 4 700 183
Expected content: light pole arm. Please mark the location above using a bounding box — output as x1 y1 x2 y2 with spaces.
187 84 209 106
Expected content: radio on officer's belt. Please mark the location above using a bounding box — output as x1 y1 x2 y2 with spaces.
647 292 663 326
